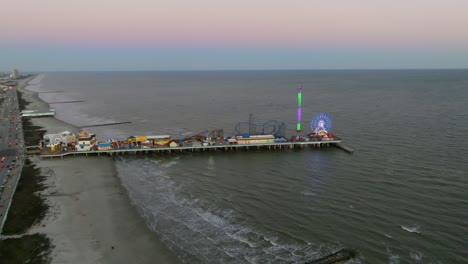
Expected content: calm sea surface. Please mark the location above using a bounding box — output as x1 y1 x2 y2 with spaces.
28 70 468 263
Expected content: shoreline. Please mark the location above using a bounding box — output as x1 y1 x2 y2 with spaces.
18 75 181 263
0 75 52 263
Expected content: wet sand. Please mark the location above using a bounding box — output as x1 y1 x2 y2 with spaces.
18 76 180 264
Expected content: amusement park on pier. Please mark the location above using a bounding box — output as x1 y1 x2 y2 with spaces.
30 86 353 158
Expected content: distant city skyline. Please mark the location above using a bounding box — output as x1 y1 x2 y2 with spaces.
2 0 468 71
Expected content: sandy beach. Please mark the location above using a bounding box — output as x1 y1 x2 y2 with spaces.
17 76 180 263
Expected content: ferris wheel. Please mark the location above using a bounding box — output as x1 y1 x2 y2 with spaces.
311 113 332 134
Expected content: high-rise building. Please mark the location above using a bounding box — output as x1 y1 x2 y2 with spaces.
11 69 19 78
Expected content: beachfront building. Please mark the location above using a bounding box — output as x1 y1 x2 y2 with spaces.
75 132 97 151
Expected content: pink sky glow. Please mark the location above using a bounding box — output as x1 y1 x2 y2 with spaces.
4 0 468 49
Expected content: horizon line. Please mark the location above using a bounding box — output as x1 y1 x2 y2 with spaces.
8 67 468 73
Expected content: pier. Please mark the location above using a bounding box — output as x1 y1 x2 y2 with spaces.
332 142 354 153
34 86 354 159
40 140 345 158
20 109 55 117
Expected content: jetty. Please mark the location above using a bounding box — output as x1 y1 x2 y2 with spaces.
37 90 64 93
48 100 84 104
305 249 357 264
79 121 132 128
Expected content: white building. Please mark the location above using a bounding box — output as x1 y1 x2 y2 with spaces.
11 69 19 79
75 132 97 151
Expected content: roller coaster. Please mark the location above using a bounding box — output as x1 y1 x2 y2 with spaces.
182 114 287 142
234 114 287 137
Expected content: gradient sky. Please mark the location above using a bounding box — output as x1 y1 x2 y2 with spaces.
2 0 468 71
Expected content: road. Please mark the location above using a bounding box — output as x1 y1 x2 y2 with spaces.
0 84 26 233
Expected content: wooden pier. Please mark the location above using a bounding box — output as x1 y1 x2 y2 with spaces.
332 142 355 153
40 140 347 159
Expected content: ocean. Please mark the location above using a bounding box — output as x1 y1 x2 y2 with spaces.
28 70 468 263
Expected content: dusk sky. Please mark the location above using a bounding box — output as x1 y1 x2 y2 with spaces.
2 0 468 71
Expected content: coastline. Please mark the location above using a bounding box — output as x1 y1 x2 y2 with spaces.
18 75 181 263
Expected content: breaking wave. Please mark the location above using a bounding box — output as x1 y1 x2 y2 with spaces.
400 225 421 234
115 157 335 263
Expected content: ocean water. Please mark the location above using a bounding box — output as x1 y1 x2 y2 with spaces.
28 70 468 263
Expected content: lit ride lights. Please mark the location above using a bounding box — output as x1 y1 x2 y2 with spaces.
296 86 302 132
311 113 332 136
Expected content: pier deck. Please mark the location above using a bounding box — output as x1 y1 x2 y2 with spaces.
40 140 344 158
